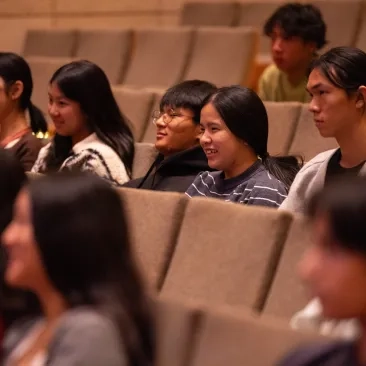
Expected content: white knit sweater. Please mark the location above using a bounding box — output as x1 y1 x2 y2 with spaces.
31 133 129 186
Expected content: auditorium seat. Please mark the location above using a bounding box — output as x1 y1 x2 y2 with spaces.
122 27 193 89
28 57 68 113
162 199 292 309
190 306 330 366
132 142 158 179
355 2 366 51
117 188 188 289
237 2 282 63
311 0 362 51
183 27 258 86
75 29 132 84
112 87 154 141
155 297 203 366
180 2 238 27
263 215 311 319
23 29 77 58
264 102 302 156
288 104 338 161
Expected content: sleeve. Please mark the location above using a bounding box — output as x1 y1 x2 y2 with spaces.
48 314 127 366
31 143 50 173
257 72 269 101
185 173 204 198
245 182 287 208
14 140 42 172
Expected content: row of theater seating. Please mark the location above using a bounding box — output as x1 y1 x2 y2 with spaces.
23 26 257 93
113 93 337 162
81 186 314 322
154 296 328 366
181 0 366 61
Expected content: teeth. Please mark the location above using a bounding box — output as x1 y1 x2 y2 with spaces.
206 149 218 155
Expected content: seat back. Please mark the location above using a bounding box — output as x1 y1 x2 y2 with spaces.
264 102 301 156
263 214 310 318
162 198 292 310
288 104 338 161
184 27 258 86
190 306 330 366
132 142 158 179
23 29 77 57
112 87 154 141
117 188 188 289
75 29 132 84
123 27 193 89
312 0 362 51
237 2 283 59
180 2 238 26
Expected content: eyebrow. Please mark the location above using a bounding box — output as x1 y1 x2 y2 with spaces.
306 83 327 93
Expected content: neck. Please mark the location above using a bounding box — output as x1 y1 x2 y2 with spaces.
336 120 366 168
224 153 257 179
0 109 28 141
72 130 92 146
37 287 68 323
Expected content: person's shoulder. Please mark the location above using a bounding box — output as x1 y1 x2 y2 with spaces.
278 341 355 366
260 63 281 81
298 149 337 175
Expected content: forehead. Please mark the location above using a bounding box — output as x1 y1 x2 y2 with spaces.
307 68 334 89
48 82 65 98
200 102 224 123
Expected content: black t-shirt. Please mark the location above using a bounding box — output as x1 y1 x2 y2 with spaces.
325 149 364 185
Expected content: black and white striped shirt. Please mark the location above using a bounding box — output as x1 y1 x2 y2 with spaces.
185 161 287 208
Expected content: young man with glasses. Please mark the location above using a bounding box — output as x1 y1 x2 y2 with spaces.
124 80 217 192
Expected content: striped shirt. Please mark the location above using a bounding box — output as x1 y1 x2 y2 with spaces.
185 161 287 208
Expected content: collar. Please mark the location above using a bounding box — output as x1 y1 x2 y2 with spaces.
72 133 99 154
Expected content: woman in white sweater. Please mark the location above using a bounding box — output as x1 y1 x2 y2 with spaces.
281 46 366 338
32 60 134 186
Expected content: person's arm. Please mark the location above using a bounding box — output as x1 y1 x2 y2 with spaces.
48 312 127 366
244 182 287 208
257 72 269 101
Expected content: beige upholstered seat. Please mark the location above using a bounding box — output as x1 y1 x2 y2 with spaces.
162 198 292 310
180 2 238 26
23 29 77 58
75 29 132 84
183 26 258 86
132 142 158 179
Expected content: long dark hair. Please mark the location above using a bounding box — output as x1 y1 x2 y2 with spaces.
205 86 303 189
28 172 154 366
310 47 366 96
43 60 135 176
0 52 47 134
0 149 36 330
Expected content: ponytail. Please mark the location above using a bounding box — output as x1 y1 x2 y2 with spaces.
261 153 304 190
28 102 48 135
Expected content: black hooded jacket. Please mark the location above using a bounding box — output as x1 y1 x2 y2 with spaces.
123 146 211 193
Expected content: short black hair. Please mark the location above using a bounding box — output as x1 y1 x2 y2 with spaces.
307 176 366 255
160 80 217 124
264 3 327 50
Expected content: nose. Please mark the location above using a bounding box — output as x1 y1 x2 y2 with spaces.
309 97 320 114
155 115 167 128
272 37 283 54
200 130 211 146
48 102 59 117
2 223 14 249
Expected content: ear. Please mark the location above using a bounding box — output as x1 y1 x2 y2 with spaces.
9 81 24 101
356 85 366 109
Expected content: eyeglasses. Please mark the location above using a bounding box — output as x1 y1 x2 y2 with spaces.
152 109 193 126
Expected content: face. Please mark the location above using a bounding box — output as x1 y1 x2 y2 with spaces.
307 68 361 139
154 106 200 156
270 25 315 74
299 214 366 319
2 189 50 292
200 102 250 179
48 82 90 143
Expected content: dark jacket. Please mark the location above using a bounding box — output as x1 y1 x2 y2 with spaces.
124 146 211 193
278 341 359 366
